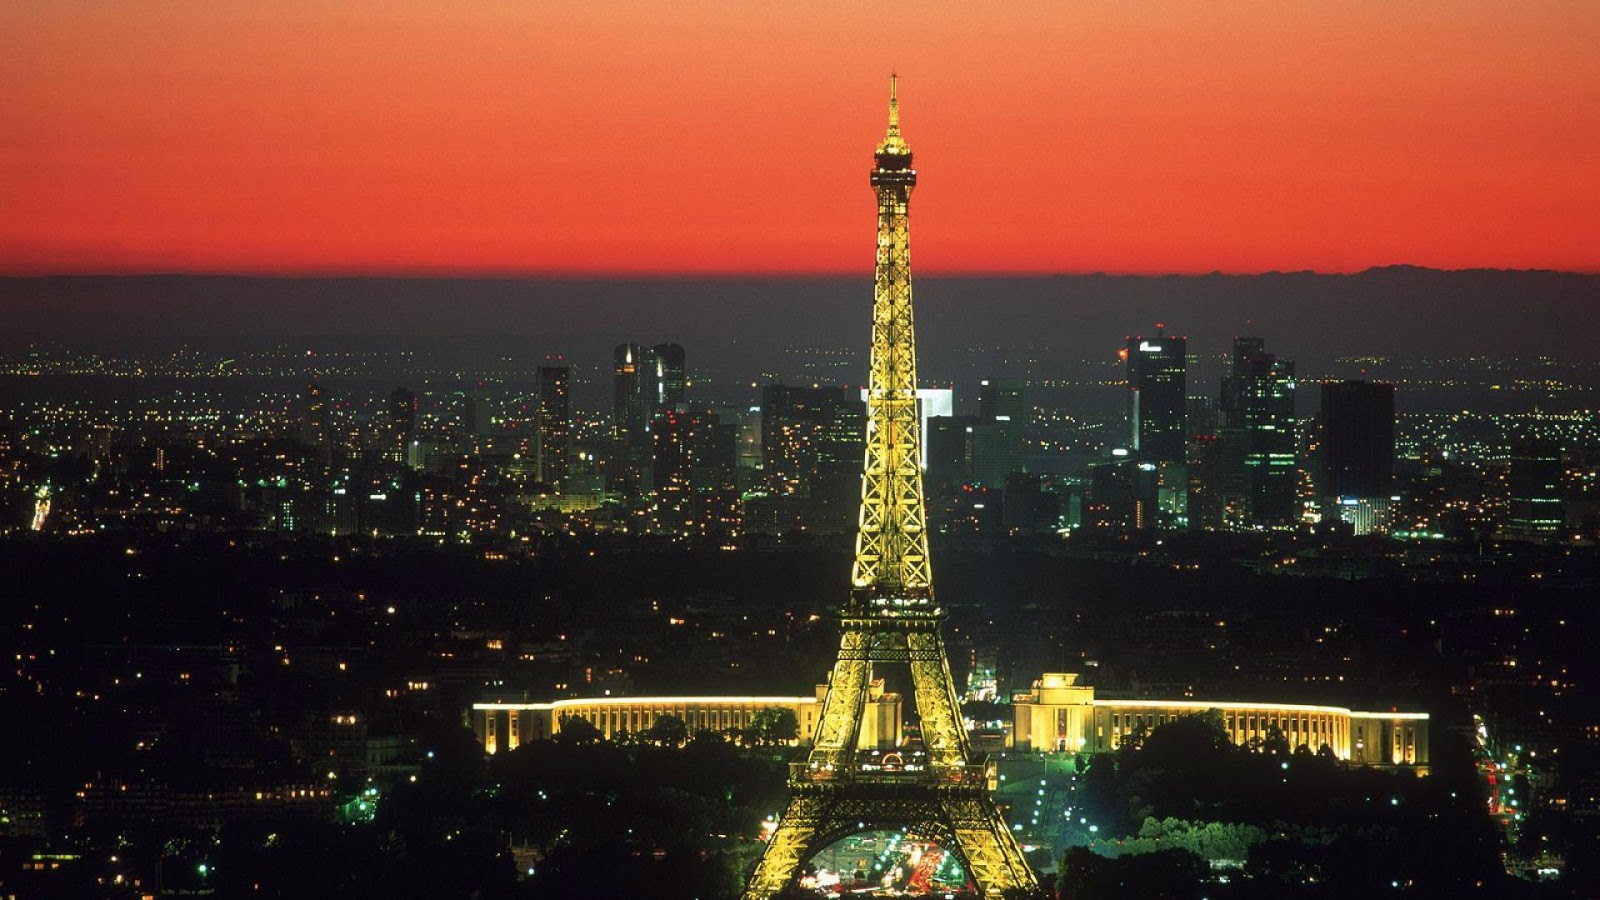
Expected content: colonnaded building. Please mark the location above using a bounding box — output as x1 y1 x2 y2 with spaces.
472 681 903 755
470 672 1428 772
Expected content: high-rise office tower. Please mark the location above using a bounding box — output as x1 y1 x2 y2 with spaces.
979 378 1024 422
972 378 1025 487
1126 326 1187 464
1318 380 1395 533
650 343 686 409
1219 336 1297 528
651 407 696 533
759 385 864 499
301 381 328 448
464 391 494 438
925 414 979 494
1186 395 1216 439
387 387 416 465
650 405 739 536
1186 433 1226 530
536 362 571 486
1505 439 1563 542
613 343 651 446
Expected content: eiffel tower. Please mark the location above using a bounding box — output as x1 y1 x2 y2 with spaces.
742 76 1037 900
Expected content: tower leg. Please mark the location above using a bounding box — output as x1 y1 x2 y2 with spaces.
944 795 1039 896
807 628 874 766
742 794 822 900
908 628 969 768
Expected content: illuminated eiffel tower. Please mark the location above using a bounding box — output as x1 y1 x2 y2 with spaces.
742 76 1037 900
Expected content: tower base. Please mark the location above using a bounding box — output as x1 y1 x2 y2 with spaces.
742 777 1037 899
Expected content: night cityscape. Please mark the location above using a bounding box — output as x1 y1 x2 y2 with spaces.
4 3 1600 899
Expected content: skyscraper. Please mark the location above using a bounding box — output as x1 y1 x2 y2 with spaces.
925 414 978 494
650 342 686 409
759 384 864 506
650 405 739 537
1126 326 1187 464
972 378 1025 487
1505 439 1563 542
1219 336 1297 528
1318 380 1395 533
536 362 571 486
464 390 494 438
387 387 416 466
612 343 651 446
300 381 328 449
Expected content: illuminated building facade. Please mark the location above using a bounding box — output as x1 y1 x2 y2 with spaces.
743 78 1037 900
470 672 1428 772
1012 673 1429 770
471 684 902 756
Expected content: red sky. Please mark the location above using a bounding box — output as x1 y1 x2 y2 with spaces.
2 1 1597 276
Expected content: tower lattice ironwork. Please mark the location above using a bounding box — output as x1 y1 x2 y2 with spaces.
742 76 1037 900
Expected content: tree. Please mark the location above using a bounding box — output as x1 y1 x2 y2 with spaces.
751 707 800 746
1262 723 1291 757
555 714 603 745
644 714 690 748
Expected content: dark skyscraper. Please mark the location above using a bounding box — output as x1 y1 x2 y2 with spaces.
1317 380 1395 534
537 362 571 486
978 378 1024 422
1219 336 1297 528
1186 395 1216 439
301 382 329 462
464 391 494 438
1319 380 1395 501
749 384 864 534
1506 439 1564 542
926 415 978 494
301 381 326 445
759 385 864 498
613 343 650 446
614 342 685 443
972 378 1025 487
1126 326 1187 464
650 407 696 533
387 387 416 465
650 406 739 536
650 342 686 409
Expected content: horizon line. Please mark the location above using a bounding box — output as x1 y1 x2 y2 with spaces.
4 263 1599 281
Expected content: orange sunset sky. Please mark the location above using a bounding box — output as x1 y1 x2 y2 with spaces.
2 1 1597 276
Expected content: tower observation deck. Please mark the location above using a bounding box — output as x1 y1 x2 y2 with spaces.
741 76 1038 900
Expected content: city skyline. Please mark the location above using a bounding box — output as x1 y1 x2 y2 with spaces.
4 2 1598 276
3 61 1598 897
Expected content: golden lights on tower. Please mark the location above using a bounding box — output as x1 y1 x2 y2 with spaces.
742 78 1037 900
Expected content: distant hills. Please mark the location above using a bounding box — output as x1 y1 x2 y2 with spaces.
2 268 1596 365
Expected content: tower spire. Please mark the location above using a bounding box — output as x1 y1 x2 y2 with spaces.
888 72 899 132
877 72 910 156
